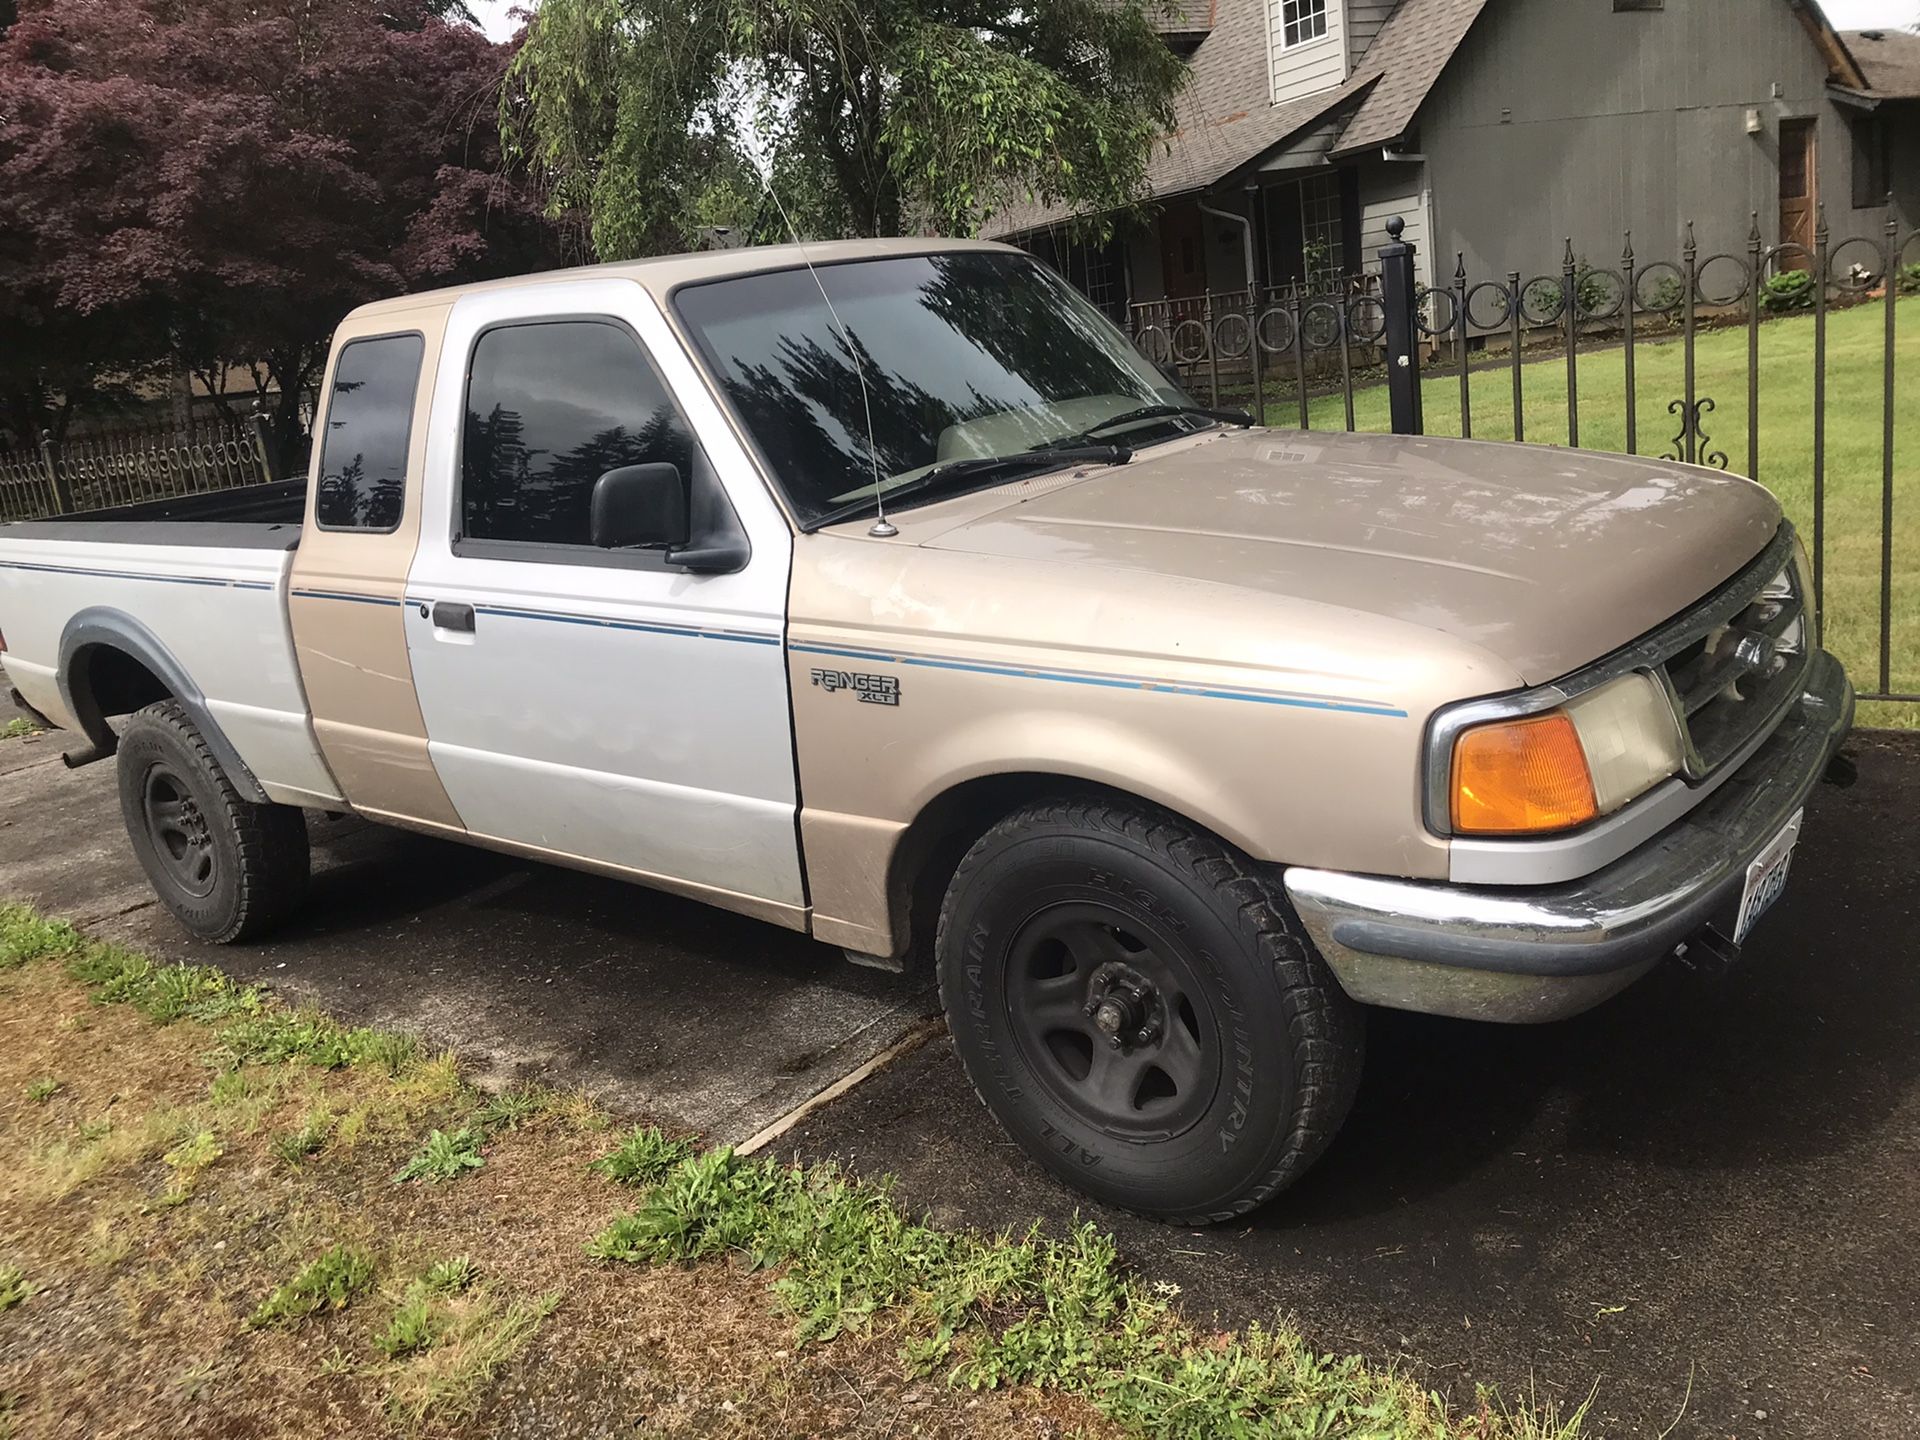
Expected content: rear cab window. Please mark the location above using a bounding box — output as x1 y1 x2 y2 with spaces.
314 333 424 532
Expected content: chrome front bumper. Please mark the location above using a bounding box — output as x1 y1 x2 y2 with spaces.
1283 649 1855 1024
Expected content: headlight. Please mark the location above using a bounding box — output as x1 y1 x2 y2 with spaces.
1450 672 1683 836
1790 536 1818 648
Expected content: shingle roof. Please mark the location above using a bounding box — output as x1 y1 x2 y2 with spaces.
985 0 1377 238
986 0 1489 239
1332 0 1492 155
1843 28 1920 99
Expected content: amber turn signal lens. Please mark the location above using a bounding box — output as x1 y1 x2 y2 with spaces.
1451 711 1598 835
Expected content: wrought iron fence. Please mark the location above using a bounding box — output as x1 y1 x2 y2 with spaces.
0 416 276 522
1130 275 1387 428
1129 206 1917 711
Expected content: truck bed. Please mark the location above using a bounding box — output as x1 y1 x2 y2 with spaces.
0 480 341 810
0 478 308 538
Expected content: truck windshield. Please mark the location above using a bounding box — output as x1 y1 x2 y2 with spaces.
673 251 1195 528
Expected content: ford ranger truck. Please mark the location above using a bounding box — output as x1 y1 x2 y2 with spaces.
0 239 1854 1222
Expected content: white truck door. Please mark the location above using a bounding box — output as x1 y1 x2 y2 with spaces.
401 279 805 922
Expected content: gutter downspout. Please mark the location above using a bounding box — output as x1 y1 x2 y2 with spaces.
1198 194 1257 296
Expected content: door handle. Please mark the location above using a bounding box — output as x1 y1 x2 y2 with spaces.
431 601 476 633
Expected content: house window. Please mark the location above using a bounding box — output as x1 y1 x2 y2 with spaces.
1299 173 1345 285
1280 0 1328 48
1852 116 1890 210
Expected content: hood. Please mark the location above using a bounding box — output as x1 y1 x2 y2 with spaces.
911 427 1783 685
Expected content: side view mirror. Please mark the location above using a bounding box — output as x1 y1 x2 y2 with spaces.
590 463 688 550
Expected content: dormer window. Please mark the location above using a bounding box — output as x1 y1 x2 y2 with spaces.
1280 0 1329 48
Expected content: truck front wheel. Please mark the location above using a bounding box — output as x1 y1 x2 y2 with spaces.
936 797 1364 1224
116 701 310 944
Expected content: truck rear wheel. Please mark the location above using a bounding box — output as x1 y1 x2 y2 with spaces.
936 797 1363 1224
116 701 310 944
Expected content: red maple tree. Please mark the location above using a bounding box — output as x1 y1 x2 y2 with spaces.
0 0 568 456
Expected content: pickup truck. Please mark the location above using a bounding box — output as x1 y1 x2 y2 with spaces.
0 239 1853 1223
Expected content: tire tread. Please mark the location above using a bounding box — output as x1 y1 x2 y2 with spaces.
119 701 309 943
936 794 1364 1225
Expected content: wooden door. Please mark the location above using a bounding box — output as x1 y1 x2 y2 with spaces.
1158 202 1209 300
1779 119 1817 257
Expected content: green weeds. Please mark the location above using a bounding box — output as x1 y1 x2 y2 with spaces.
0 717 42 740
24 1077 61 1104
588 1139 1492 1438
381 1289 560 1426
0 1265 32 1311
247 1244 375 1329
375 1256 480 1357
588 1125 695 1186
270 1104 335 1167
393 1127 485 1184
0 904 78 968
158 1129 222 1205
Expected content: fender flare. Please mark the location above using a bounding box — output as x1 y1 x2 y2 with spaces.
58 607 270 803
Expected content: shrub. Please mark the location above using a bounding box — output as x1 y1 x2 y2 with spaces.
1762 269 1816 312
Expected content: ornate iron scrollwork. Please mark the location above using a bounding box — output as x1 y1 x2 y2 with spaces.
1665 397 1729 470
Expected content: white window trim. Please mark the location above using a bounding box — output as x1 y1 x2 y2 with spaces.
1278 0 1331 50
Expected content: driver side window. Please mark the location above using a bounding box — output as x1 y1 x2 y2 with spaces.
460 319 695 549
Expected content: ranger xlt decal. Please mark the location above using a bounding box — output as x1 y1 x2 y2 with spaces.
811 669 901 707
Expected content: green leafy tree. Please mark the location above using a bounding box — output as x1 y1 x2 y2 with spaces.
503 0 1187 258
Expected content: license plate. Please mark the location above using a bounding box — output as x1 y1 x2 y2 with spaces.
1733 809 1804 944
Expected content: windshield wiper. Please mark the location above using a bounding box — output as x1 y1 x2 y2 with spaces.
809 443 1131 531
1061 403 1255 445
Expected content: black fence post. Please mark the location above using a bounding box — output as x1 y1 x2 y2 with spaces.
248 401 279 484
37 430 73 515
1379 216 1423 435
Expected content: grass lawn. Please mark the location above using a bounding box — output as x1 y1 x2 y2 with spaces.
0 902 1591 1440
1250 297 1919 727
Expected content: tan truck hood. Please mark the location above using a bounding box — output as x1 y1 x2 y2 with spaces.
910 427 1783 686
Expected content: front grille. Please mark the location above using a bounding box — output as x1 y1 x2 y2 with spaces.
1653 532 1811 780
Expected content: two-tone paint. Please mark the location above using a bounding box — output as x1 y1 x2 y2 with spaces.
0 237 1806 1004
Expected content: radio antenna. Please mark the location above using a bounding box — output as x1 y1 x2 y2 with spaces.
754 170 895 537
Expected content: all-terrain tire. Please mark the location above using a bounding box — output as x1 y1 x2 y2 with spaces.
116 701 310 943
936 796 1364 1224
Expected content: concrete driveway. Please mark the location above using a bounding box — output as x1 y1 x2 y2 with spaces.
4 682 1916 1437
781 731 1920 1439
0 689 936 1144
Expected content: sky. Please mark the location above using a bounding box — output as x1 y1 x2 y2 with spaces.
468 0 1920 44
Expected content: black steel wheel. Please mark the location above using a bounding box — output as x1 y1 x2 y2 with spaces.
116 701 310 943
1004 905 1219 1142
938 796 1364 1224
140 763 219 900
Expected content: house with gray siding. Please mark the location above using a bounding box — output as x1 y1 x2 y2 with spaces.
990 0 1920 318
